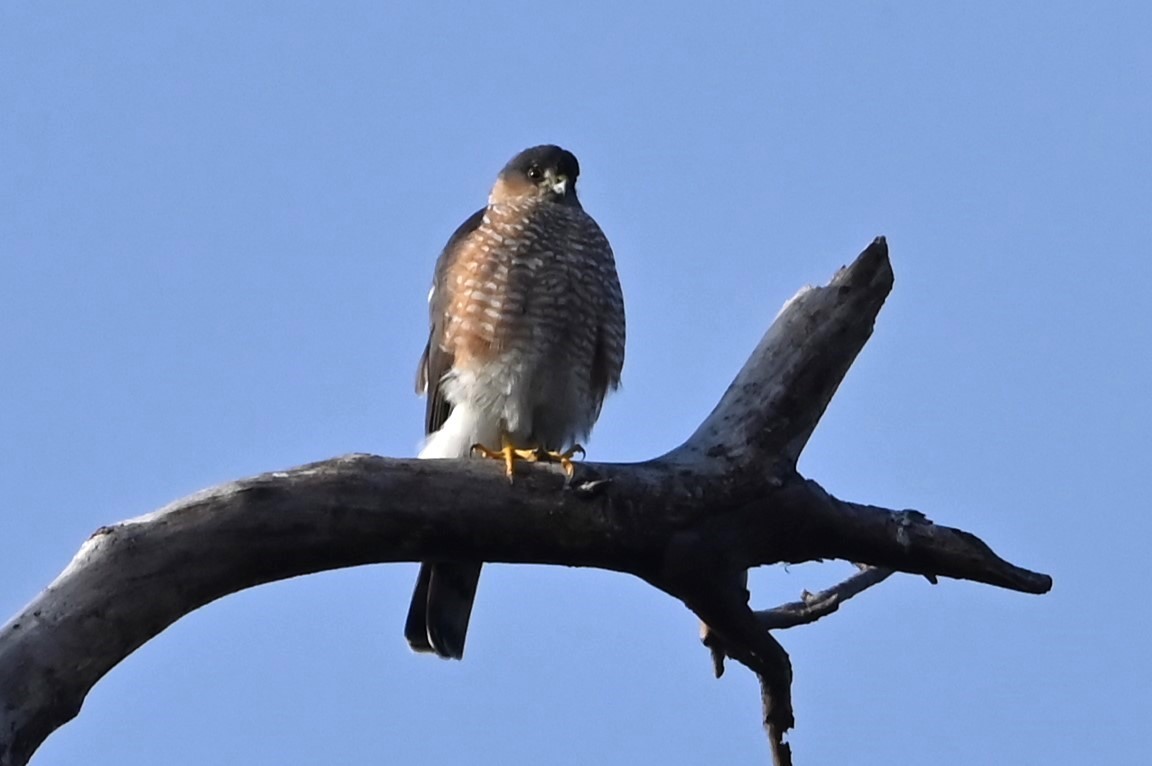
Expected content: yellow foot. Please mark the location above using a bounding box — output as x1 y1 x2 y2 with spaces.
469 440 586 481
469 437 541 482
538 444 586 480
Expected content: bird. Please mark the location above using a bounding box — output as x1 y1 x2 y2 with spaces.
405 144 625 660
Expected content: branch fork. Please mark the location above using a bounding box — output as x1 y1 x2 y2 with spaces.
0 238 1051 766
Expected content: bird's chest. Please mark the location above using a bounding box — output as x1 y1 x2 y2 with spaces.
443 207 594 367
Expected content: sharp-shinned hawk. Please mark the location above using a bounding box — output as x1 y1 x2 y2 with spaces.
405 145 626 659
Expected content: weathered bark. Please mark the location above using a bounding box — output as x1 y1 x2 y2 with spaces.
0 238 1051 766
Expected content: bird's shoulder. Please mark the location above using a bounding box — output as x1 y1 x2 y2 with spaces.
432 207 488 282
416 208 485 401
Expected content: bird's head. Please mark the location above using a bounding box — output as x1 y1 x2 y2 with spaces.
489 145 581 207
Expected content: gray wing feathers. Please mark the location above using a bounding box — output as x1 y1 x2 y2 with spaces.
589 227 626 412
406 207 488 660
415 207 486 434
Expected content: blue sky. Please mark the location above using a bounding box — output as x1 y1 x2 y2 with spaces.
2 2 1149 764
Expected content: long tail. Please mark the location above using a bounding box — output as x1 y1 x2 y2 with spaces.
404 562 482 659
405 405 492 659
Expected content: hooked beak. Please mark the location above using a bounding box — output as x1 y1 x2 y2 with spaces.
550 173 568 196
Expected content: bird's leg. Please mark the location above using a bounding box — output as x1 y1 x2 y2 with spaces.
470 435 585 481
470 432 539 482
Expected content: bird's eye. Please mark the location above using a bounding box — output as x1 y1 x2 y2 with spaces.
526 166 543 181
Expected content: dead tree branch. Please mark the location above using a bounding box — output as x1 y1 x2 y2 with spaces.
703 566 895 678
0 238 1051 766
758 566 896 631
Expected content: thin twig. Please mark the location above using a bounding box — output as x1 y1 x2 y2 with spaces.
757 566 895 630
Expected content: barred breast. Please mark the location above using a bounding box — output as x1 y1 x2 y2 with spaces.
438 198 624 450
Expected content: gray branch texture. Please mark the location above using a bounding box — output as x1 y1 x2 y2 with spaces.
0 238 1052 766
